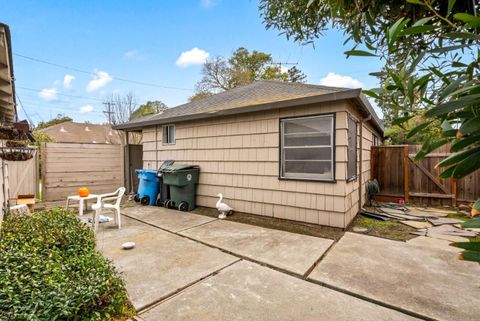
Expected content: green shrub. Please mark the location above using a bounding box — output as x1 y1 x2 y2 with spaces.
0 208 135 321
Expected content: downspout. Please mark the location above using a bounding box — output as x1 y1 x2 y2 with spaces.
155 125 159 168
358 116 372 212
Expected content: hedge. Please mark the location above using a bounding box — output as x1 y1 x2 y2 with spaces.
0 208 135 321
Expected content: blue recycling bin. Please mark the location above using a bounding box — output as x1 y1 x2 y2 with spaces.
134 169 160 205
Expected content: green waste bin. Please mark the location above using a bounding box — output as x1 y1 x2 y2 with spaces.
160 164 200 211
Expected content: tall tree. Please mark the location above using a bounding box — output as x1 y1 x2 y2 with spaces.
194 47 307 96
35 114 72 130
260 0 480 245
260 0 479 175
102 92 136 125
130 100 168 120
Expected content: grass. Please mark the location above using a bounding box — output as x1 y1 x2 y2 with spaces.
348 215 416 241
192 206 345 240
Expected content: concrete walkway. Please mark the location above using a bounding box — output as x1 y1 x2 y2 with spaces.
95 206 479 320
309 232 480 321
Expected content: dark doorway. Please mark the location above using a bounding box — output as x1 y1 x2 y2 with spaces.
126 144 143 194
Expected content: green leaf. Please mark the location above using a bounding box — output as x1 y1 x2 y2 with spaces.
414 74 430 89
369 71 385 77
473 199 480 211
407 77 414 103
451 135 480 152
414 139 449 161
453 242 480 251
306 0 316 8
430 44 467 54
399 25 437 36
447 0 456 16
440 120 454 132
392 115 414 126
439 76 464 101
388 18 410 45
444 32 480 41
460 117 480 135
437 147 480 167
460 250 480 263
362 89 380 100
426 94 480 117
463 217 480 228
454 13 480 28
452 61 468 67
439 165 456 179
407 121 430 138
452 150 480 179
413 16 434 27
406 0 425 5
344 50 376 57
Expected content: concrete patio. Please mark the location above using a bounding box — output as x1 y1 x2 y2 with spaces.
94 205 479 320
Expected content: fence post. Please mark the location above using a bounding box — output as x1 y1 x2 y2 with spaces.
404 145 409 203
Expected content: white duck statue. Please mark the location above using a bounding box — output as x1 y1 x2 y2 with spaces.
216 193 233 219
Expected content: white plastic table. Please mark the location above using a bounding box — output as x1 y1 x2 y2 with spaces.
65 194 98 216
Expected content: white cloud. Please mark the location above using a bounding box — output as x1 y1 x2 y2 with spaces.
63 74 75 89
38 88 59 101
176 48 210 67
86 70 113 92
319 72 364 89
124 49 144 60
79 105 94 114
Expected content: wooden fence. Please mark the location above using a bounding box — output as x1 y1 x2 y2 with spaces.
41 143 124 202
371 145 479 206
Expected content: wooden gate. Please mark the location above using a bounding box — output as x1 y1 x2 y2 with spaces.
7 149 38 201
371 145 479 206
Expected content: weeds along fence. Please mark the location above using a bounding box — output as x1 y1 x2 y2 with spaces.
40 143 124 202
371 144 479 207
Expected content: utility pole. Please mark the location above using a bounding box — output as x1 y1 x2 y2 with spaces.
269 61 298 71
103 102 114 125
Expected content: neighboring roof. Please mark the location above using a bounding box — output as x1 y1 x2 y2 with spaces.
0 23 17 123
115 80 383 134
38 121 121 144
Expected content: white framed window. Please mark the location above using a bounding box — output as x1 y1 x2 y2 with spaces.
280 114 335 181
163 124 175 145
347 115 358 181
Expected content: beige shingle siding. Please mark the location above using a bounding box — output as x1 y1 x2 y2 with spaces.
142 99 380 228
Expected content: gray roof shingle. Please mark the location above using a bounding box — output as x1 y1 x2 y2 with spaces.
116 80 383 133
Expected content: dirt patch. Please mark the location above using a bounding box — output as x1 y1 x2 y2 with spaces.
348 215 417 241
192 207 345 241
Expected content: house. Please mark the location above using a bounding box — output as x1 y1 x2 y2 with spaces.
38 121 121 144
0 22 17 222
0 23 16 123
115 80 383 228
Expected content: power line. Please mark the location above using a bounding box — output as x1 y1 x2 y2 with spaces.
13 53 194 91
15 94 34 125
16 86 105 102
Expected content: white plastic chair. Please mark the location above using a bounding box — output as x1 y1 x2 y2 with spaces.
92 187 126 231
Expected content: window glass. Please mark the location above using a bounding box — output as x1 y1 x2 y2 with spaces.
164 125 175 144
280 114 334 180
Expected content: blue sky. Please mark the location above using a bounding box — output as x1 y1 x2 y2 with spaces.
2 0 383 124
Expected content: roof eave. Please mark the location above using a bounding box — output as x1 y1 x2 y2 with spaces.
114 89 362 131
0 23 17 122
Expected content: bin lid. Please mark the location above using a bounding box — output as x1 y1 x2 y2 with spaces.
135 169 158 174
161 163 199 172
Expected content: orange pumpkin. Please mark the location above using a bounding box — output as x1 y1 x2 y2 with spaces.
78 187 90 197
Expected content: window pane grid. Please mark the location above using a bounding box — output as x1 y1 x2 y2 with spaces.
280 114 334 181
